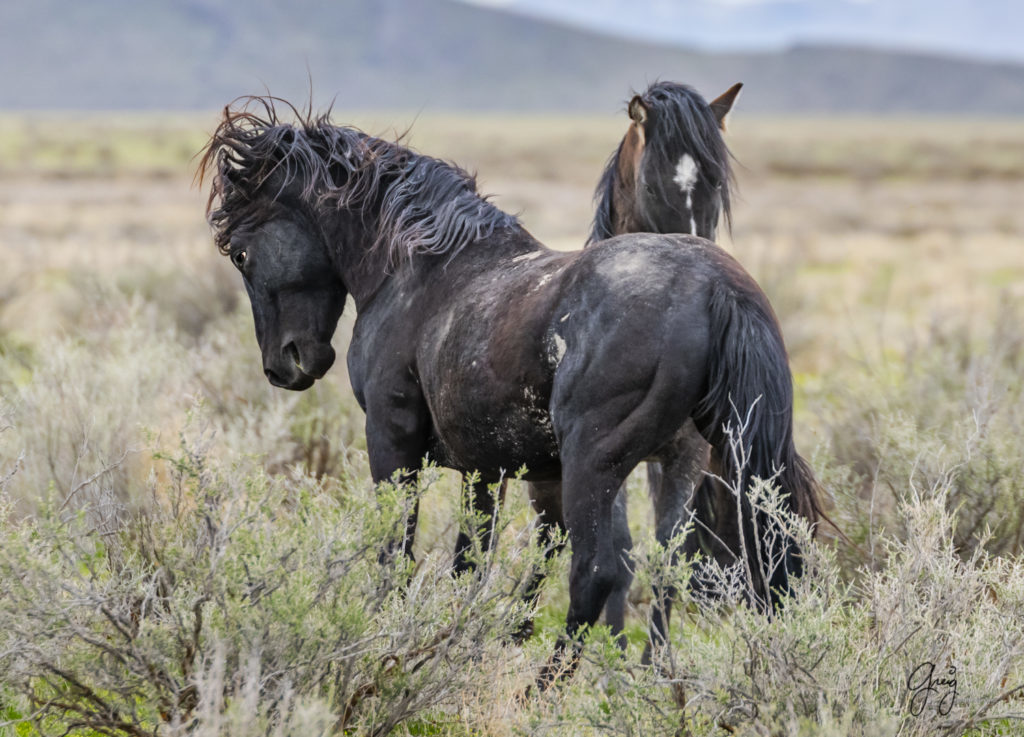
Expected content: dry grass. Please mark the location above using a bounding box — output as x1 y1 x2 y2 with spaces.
2 110 1024 736
4 111 1022 416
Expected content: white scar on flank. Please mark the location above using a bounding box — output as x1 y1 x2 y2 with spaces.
552 334 567 365
672 153 700 234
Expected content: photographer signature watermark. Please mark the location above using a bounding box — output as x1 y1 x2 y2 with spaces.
907 661 957 716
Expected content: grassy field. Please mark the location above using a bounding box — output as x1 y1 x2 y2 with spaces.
2 111 1024 735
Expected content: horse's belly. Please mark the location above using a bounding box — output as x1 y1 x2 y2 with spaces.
430 396 560 480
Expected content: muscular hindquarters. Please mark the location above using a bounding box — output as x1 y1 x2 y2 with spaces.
548 290 711 633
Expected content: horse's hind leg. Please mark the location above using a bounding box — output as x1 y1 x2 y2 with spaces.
644 423 709 661
531 480 633 639
537 459 632 688
602 487 634 648
525 479 633 646
538 314 709 687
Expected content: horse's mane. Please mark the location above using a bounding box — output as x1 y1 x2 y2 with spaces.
198 96 517 264
590 82 734 244
590 140 625 245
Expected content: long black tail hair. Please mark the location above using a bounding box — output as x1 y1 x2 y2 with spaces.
694 274 821 605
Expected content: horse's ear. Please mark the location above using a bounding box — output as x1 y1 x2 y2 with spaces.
628 95 648 125
709 82 743 131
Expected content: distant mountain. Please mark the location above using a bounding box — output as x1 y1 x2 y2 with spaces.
2 0 1023 113
464 0 1024 67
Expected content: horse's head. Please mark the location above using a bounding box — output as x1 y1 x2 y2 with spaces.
201 103 348 391
227 204 344 391
592 82 741 243
202 97 520 391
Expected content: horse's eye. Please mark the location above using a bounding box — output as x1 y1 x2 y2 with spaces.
231 250 247 269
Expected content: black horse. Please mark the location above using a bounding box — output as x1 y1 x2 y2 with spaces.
521 81 750 650
600 80 764 643
201 97 819 684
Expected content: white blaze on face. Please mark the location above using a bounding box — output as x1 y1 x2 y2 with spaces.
672 153 700 235
673 154 699 195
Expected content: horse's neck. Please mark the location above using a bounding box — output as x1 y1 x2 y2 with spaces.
610 183 646 237
329 218 534 310
323 215 391 310
609 148 638 236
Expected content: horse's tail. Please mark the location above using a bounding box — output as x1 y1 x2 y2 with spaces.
694 274 821 603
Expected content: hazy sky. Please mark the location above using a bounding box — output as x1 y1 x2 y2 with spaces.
462 0 1024 63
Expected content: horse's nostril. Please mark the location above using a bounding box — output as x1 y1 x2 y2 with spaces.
284 342 301 368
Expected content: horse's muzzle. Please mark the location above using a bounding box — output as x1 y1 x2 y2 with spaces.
264 365 315 391
263 341 335 390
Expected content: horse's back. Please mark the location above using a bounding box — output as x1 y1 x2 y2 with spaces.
577 232 736 282
558 233 732 330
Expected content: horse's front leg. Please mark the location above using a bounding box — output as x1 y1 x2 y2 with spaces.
453 476 507 574
365 388 431 561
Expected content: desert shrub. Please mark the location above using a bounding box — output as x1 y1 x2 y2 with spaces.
676 488 1024 736
501 420 1024 736
0 294 191 519
506 474 1024 737
114 257 239 341
4 303 1024 736
0 276 365 521
0 425 543 737
818 297 1024 568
